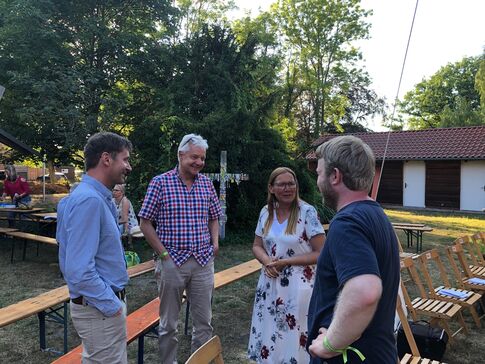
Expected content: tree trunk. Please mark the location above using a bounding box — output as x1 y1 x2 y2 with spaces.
48 160 56 183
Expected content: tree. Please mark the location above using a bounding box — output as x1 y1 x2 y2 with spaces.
399 55 484 129
475 53 485 115
270 0 382 144
172 0 235 41
0 0 176 176
126 24 325 228
0 0 83 174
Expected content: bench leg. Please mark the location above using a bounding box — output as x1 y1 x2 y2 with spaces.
38 303 69 355
10 239 15 263
416 232 423 253
39 311 46 351
138 335 145 364
37 242 40 256
406 231 411 248
63 302 68 354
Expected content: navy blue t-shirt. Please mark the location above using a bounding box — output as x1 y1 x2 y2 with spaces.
307 200 400 364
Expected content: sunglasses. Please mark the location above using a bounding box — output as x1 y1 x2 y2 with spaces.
180 137 194 150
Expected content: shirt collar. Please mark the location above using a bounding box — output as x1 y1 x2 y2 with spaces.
174 165 200 182
81 174 113 200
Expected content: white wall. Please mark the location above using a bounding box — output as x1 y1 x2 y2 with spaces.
461 161 485 212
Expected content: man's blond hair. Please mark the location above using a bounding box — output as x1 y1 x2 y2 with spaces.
316 135 375 192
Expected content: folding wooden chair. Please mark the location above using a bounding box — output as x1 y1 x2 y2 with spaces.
400 257 468 343
185 335 224 364
446 244 485 294
396 297 448 364
418 249 483 327
470 232 485 266
454 236 485 277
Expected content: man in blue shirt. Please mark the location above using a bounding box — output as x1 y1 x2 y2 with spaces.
307 136 400 364
57 132 132 364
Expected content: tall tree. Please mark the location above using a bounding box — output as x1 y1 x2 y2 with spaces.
271 0 381 143
0 0 82 173
127 24 325 228
0 0 176 175
171 0 235 42
475 52 485 114
398 55 484 129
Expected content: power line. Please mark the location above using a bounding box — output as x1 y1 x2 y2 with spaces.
374 0 420 199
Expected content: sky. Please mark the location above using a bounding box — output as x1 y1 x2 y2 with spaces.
231 0 485 131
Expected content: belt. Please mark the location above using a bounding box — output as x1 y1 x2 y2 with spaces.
71 289 126 305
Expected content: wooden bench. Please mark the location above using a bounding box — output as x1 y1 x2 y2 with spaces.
0 260 155 354
0 227 18 234
5 231 58 262
52 258 262 364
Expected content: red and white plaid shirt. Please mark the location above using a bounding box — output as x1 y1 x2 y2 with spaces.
139 167 222 266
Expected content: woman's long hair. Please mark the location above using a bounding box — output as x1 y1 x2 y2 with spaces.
263 167 300 236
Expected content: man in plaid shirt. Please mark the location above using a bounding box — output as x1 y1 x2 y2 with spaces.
139 133 222 363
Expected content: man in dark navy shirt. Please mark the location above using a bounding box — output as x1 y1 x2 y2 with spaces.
308 135 400 364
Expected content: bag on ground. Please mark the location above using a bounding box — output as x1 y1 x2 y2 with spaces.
124 251 140 267
396 320 448 361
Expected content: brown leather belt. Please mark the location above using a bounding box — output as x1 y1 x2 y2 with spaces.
71 289 126 305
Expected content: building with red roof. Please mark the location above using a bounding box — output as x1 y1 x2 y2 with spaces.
307 126 485 212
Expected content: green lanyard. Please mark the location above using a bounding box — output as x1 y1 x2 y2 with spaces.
323 336 366 363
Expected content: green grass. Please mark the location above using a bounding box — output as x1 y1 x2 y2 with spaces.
0 207 484 363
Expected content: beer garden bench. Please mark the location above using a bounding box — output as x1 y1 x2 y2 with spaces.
0 260 155 354
51 258 262 364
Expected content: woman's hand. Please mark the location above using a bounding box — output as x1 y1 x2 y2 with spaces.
266 258 287 272
264 257 286 278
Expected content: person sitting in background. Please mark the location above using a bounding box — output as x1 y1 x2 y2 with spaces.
112 184 139 237
248 167 325 364
0 165 32 227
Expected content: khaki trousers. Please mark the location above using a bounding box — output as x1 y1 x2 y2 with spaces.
155 256 214 364
70 299 127 364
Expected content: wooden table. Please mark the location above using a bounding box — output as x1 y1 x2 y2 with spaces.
0 207 45 225
0 207 45 213
392 222 425 228
393 223 433 253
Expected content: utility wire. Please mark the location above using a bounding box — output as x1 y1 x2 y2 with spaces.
374 0 420 199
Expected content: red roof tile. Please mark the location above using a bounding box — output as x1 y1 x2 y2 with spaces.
306 126 485 161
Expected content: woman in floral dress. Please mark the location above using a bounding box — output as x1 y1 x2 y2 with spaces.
248 167 325 364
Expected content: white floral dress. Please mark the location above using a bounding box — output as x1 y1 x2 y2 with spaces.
248 202 325 364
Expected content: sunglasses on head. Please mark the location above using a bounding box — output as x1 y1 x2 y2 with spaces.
180 137 194 149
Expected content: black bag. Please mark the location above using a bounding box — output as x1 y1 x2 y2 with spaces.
396 320 448 361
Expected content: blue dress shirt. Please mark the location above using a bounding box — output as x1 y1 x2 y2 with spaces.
57 174 128 316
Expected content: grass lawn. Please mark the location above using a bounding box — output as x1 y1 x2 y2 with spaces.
0 207 484 363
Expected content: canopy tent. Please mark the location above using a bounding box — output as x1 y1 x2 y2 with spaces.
0 128 39 157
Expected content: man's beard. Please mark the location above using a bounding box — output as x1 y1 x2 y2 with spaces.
320 179 338 212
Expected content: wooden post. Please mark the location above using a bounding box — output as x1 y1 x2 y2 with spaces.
219 151 228 239
203 151 249 240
